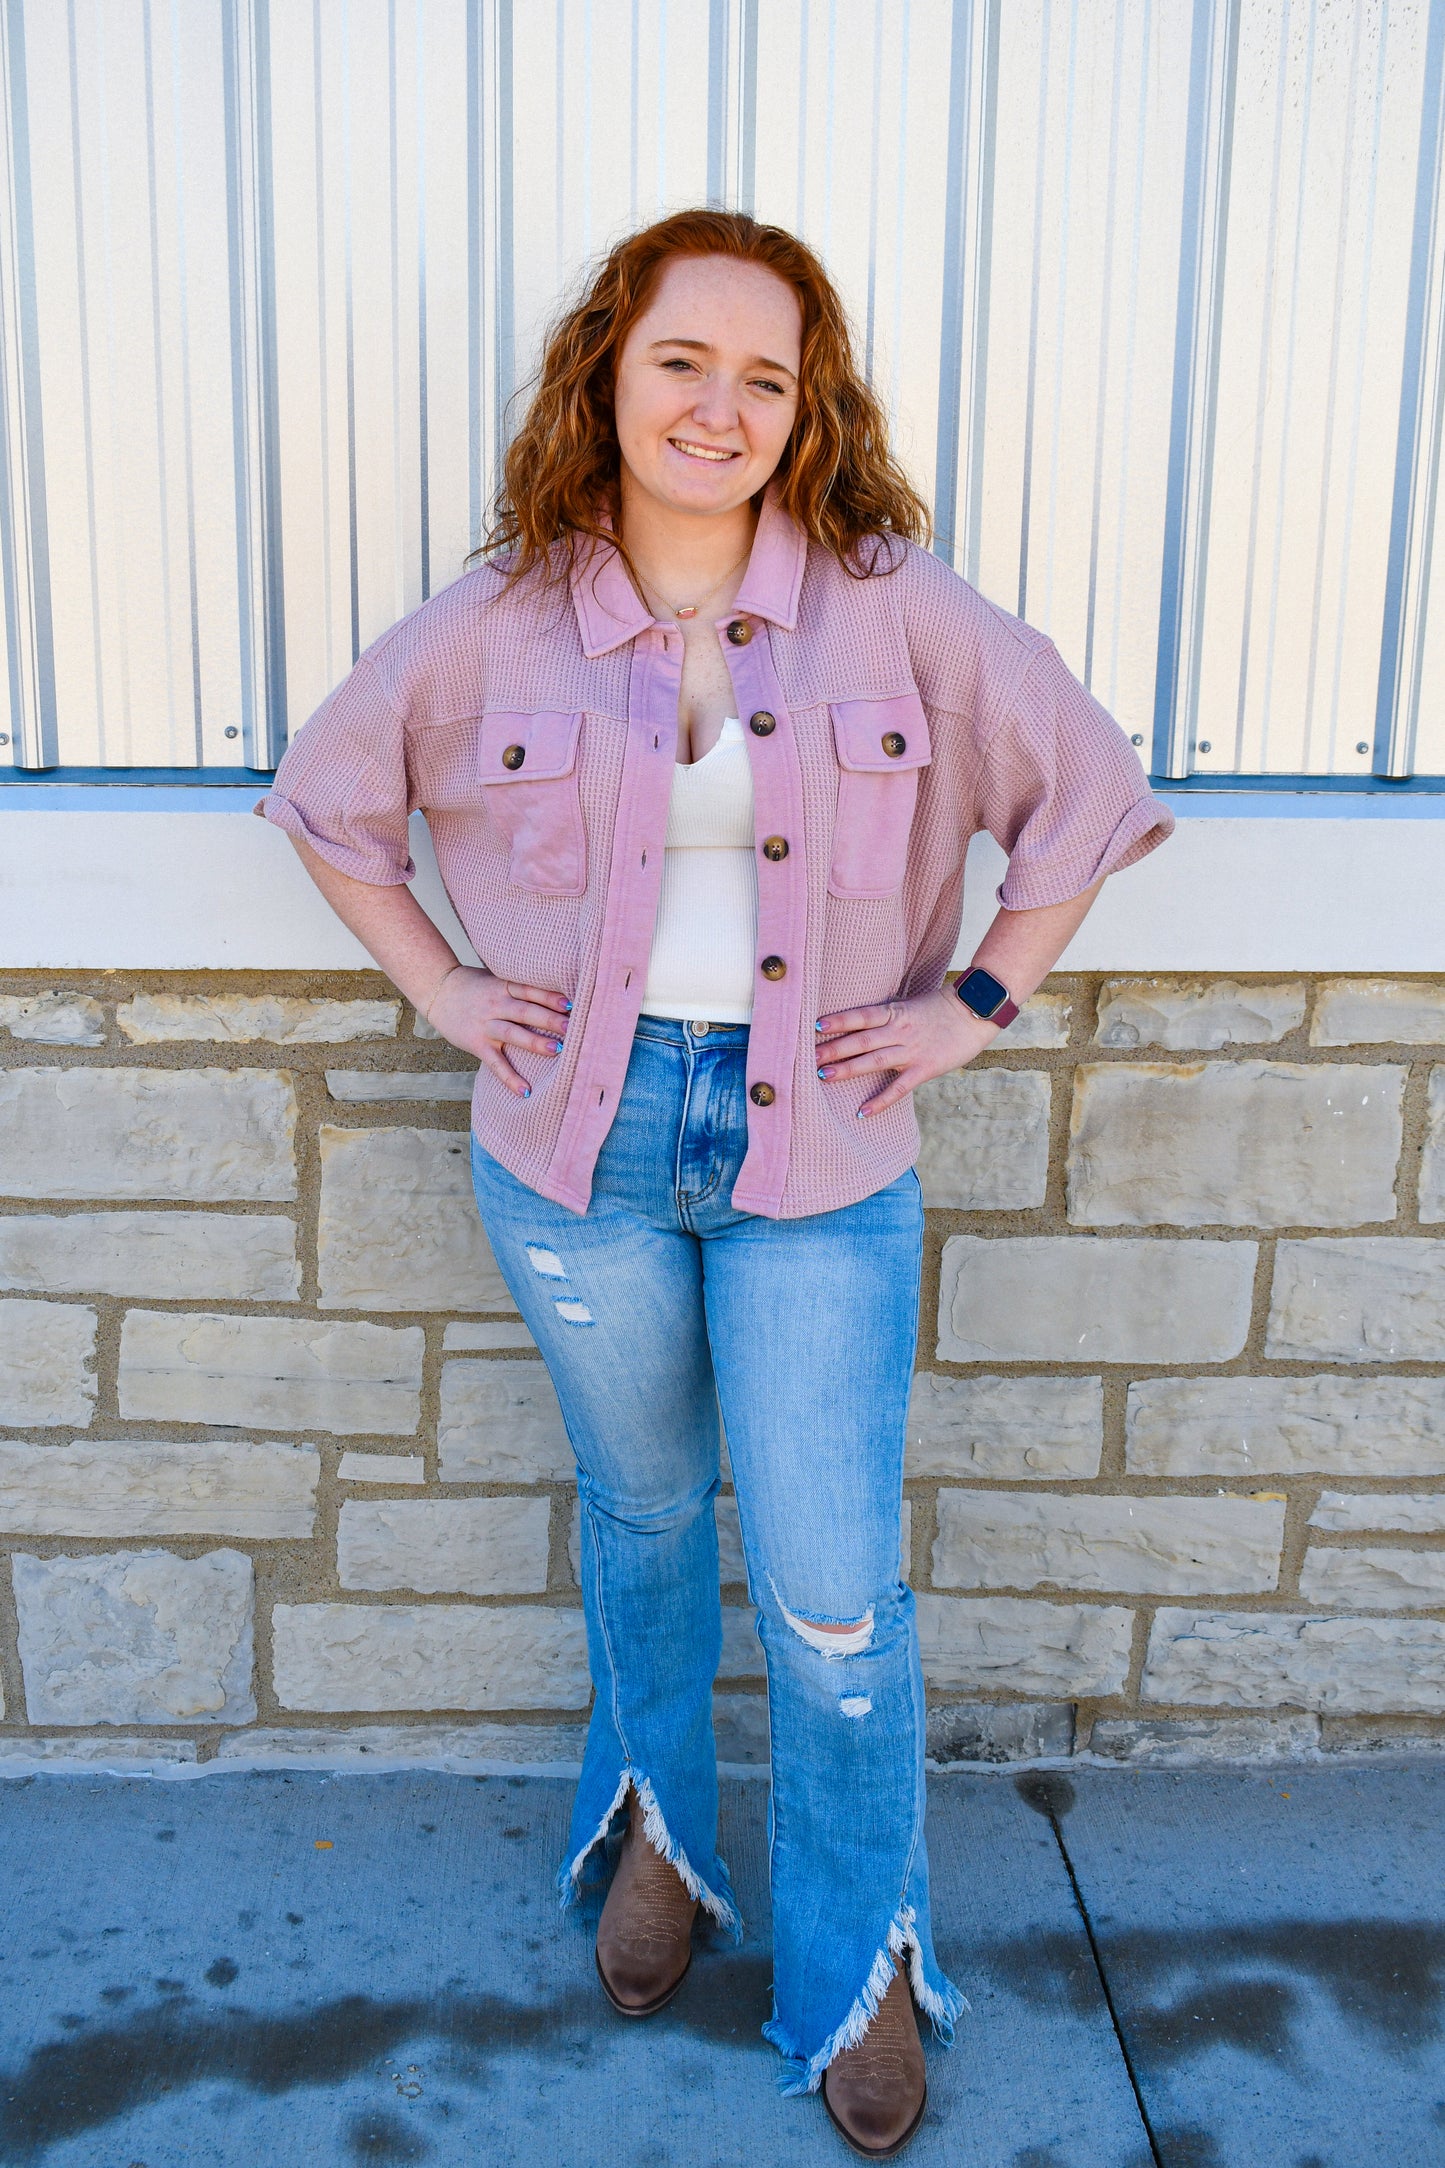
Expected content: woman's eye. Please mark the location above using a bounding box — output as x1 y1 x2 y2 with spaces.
752 379 787 397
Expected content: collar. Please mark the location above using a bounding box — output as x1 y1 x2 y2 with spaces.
569 475 808 658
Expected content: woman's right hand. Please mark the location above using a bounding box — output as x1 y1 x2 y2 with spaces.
424 966 571 1097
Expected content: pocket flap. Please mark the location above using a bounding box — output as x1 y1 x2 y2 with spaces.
829 692 931 772
478 709 583 782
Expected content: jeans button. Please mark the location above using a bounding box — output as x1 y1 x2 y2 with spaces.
689 1019 711 1037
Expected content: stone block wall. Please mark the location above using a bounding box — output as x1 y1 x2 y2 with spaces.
3 967 1445 1771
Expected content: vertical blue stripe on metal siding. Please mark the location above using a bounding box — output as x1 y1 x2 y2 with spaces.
628 0 640 222
164 0 206 764
340 2 361 669
963 0 999 588
252 0 286 763
864 0 883 381
466 0 482 549
220 0 258 765
707 0 728 207
2 0 56 764
1152 0 1235 781
932 0 972 566
1017 0 1057 620
416 1 430 599
494 0 514 453
1373 0 1445 777
1083 0 1129 693
738 0 758 214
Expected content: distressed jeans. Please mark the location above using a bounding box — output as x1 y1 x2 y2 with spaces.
468 1015 965 2092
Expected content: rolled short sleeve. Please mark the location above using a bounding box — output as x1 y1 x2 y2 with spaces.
977 636 1174 910
256 655 416 884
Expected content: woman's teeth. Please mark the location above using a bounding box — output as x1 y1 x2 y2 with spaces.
669 439 736 462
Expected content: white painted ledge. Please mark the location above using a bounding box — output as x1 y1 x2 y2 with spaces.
2 791 1444 971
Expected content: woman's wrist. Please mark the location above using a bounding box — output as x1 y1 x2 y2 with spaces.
942 988 1002 1056
419 958 466 1025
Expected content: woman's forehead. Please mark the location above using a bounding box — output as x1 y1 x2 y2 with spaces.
628 255 802 355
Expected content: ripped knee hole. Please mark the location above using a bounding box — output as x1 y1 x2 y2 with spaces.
778 1599 875 1657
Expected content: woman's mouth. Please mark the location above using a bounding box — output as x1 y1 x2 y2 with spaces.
667 438 740 463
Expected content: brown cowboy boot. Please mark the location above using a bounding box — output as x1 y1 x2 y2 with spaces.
594 1785 699 2016
822 1965 928 2159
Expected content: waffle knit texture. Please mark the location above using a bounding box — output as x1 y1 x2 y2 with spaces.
259 480 1173 1217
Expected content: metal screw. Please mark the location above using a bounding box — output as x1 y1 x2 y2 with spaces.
1197 740 1212 754
224 726 239 740
1355 742 1369 755
1130 733 1144 747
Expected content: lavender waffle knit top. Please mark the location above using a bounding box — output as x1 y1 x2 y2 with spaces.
259 482 1173 1218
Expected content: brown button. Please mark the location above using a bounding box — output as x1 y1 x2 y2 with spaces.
761 835 789 862
501 744 526 770
725 619 752 646
749 710 776 736
750 1081 776 1106
881 731 907 757
760 955 786 981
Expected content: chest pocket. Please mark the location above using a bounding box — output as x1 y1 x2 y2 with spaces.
478 710 586 895
827 693 932 899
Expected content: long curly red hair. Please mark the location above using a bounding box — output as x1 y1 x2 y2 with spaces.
474 208 931 587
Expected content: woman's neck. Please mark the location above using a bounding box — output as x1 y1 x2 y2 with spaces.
616 474 758 609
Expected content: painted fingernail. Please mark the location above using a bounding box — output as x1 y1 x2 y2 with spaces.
552 1040 563 1053
817 1066 828 1079
815 1020 823 1032
522 1085 532 1098
564 1000 573 1012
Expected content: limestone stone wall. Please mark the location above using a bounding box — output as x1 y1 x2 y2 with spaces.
3 967 1445 1772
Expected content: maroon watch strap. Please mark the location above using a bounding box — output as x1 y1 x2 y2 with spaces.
955 968 1020 1029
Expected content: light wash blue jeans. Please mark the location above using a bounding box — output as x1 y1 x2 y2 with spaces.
469 1015 965 2092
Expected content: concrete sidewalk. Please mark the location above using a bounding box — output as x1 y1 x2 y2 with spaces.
0 1764 1440 2167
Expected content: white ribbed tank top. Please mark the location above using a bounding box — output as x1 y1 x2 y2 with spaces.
640 715 759 1024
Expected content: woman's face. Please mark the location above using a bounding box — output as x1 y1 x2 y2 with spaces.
612 254 802 522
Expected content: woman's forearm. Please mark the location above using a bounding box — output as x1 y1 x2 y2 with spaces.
966 880 1105 1007
287 836 463 1018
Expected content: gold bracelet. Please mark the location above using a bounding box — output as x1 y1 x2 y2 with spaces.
420 961 463 1024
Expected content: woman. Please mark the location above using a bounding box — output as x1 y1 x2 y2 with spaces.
261 208 1172 2158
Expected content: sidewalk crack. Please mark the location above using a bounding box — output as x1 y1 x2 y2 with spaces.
1016 1774 1164 2168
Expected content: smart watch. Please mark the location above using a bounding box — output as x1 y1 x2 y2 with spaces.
954 967 1020 1029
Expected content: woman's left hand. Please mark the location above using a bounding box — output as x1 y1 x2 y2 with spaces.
815 988 1001 1115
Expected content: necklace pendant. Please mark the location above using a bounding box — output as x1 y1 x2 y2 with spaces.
675 604 698 619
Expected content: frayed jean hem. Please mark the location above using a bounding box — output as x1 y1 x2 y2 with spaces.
763 1905 969 2096
556 1764 742 1943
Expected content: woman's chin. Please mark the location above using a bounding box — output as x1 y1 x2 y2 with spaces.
624 449 757 517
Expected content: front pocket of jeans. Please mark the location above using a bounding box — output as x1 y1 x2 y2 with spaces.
478 710 586 894
827 693 932 899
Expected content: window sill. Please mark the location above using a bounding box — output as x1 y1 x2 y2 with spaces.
0 791 1440 971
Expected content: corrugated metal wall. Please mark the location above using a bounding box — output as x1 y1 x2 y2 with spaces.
2 0 1442 780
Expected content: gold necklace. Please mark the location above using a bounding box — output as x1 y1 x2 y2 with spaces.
634 546 751 621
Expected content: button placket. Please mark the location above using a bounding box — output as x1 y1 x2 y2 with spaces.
716 625 805 1210
548 638 677 1200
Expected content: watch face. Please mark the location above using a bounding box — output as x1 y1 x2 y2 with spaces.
958 967 1009 1018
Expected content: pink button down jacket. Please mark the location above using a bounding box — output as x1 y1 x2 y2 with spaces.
260 484 1173 1218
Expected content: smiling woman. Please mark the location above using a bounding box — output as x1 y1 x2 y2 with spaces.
259 206 1172 2158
